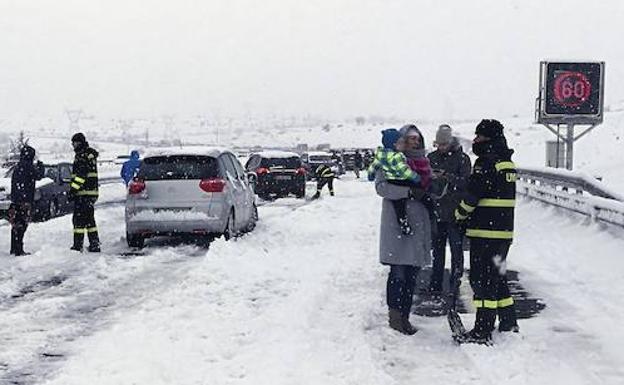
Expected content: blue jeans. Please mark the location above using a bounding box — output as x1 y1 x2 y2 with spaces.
386 265 421 316
430 221 464 292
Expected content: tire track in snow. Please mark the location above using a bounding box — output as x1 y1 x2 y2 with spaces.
0 189 211 384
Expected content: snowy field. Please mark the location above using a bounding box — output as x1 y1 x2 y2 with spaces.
0 174 622 384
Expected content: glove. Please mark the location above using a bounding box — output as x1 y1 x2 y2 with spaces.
454 208 466 222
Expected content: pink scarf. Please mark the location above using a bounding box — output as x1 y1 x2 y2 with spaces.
406 157 432 190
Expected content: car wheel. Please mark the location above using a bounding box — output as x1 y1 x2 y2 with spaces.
48 199 58 219
246 204 258 232
223 210 236 241
295 185 306 199
127 232 145 248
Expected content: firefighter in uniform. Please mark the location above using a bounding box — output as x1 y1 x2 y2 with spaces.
69 133 101 252
312 164 335 199
454 119 518 344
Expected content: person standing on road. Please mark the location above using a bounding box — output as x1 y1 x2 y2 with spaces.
353 150 363 178
311 163 335 199
427 124 472 295
375 126 432 335
9 145 44 256
120 150 141 186
69 133 101 252
454 119 519 344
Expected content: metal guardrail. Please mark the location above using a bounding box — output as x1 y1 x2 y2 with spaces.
517 167 624 227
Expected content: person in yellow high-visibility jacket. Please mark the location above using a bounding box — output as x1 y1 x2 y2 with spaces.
69 133 100 252
311 164 335 199
454 119 518 345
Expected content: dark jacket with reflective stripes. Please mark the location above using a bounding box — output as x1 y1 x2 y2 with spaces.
315 164 335 179
71 144 99 198
455 140 516 240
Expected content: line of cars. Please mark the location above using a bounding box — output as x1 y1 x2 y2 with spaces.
0 146 370 249
123 147 348 248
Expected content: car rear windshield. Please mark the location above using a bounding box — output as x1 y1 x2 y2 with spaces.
137 156 218 180
260 157 301 168
309 155 332 162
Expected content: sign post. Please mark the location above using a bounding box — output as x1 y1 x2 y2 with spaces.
535 61 605 170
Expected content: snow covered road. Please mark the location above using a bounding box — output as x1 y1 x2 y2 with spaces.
1 178 623 384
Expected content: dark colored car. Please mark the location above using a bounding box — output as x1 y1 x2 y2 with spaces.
245 151 306 199
301 152 342 180
0 162 74 221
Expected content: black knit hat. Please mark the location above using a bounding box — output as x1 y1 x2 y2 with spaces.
475 119 505 139
71 132 86 144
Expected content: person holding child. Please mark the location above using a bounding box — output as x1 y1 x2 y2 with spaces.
370 126 432 335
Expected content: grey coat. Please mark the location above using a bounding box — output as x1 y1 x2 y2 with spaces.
375 170 432 267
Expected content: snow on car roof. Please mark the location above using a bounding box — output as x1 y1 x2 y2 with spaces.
142 146 233 158
254 151 300 158
306 151 332 156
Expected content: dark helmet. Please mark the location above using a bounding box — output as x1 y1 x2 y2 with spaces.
20 145 36 161
475 119 505 140
71 132 87 144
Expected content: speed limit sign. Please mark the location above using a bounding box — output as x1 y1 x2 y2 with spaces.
537 61 605 124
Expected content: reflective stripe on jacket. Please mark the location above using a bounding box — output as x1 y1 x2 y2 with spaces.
455 157 516 240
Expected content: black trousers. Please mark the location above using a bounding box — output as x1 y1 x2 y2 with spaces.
430 221 465 292
315 177 334 196
386 265 420 316
10 203 30 255
469 238 516 332
73 197 99 247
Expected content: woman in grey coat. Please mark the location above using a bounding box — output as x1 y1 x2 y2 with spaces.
375 125 432 335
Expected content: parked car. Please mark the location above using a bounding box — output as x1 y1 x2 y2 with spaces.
245 151 306 200
301 151 342 180
124 148 257 248
341 150 360 171
0 162 74 222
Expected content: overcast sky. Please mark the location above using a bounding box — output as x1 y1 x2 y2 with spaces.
1 0 623 120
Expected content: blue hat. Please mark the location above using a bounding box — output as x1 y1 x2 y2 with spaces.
381 129 401 149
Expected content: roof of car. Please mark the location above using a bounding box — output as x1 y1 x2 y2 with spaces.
253 151 300 159
143 146 233 158
306 151 332 156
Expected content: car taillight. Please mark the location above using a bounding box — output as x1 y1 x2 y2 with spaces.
256 167 270 175
199 178 226 193
296 167 307 175
129 180 146 195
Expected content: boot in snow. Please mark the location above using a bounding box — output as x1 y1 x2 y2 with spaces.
455 308 496 345
388 308 417 335
454 329 493 345
498 305 519 333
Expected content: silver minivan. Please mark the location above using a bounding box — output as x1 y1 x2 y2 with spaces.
124 148 257 248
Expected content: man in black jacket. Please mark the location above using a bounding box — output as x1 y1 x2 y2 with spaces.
9 145 44 256
428 125 472 295
69 133 100 252
454 119 518 344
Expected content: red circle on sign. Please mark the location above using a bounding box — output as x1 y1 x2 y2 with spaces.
553 71 592 107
